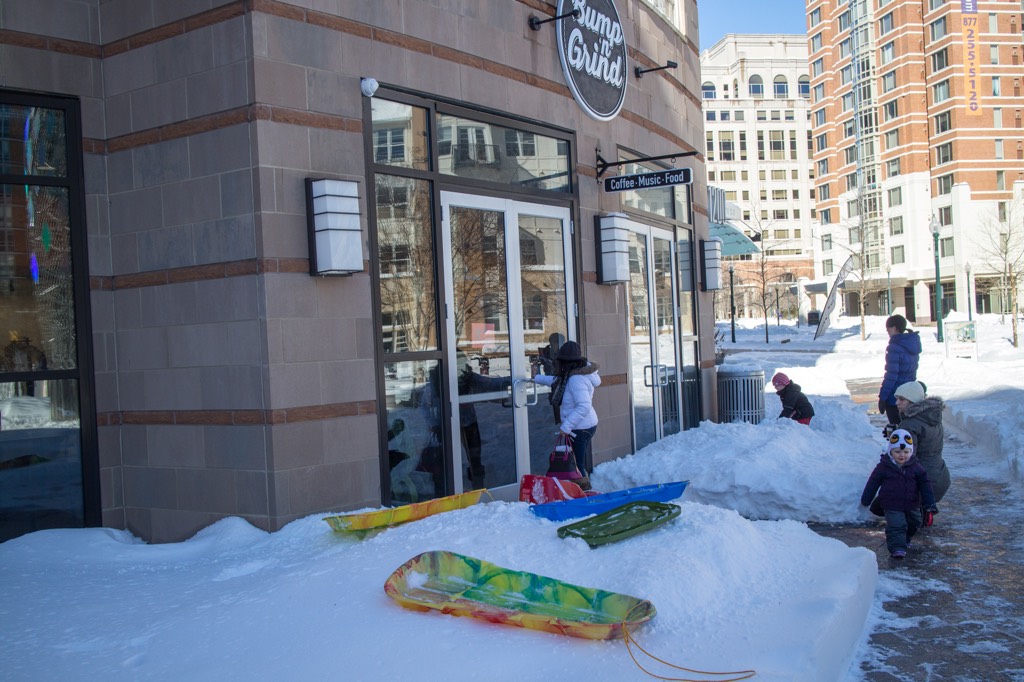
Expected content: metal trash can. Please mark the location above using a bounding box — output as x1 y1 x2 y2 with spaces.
717 367 765 424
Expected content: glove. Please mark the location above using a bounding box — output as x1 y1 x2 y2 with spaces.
877 399 888 415
923 505 938 527
882 423 898 439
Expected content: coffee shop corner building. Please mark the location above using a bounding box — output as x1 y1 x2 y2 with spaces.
0 0 720 543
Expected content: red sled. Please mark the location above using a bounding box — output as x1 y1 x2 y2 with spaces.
519 475 597 505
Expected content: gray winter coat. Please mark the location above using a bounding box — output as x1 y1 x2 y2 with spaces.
898 396 950 502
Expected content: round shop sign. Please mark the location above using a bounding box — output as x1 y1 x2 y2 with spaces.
555 0 627 121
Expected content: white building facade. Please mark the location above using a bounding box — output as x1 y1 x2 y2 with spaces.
700 35 819 319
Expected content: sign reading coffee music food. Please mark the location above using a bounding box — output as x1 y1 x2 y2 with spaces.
556 0 627 121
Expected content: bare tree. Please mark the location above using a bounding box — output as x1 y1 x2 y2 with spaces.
737 214 795 343
827 200 888 340
973 195 1024 347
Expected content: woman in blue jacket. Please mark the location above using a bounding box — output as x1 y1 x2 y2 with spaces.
878 314 921 430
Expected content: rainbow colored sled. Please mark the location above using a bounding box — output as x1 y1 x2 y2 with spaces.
324 489 484 534
384 550 656 640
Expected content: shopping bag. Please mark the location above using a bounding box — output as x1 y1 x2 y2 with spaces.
546 433 584 481
519 474 586 504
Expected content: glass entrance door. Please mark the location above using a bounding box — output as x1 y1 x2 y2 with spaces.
440 193 574 498
623 223 682 451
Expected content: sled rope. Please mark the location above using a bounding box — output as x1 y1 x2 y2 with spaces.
621 601 756 681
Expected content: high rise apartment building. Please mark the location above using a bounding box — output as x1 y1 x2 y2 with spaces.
807 0 1024 321
700 35 818 318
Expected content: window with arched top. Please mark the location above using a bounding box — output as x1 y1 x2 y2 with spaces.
748 75 763 99
702 82 717 99
773 75 789 99
798 75 811 99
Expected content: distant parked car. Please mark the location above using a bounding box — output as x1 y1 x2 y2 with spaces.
806 310 821 325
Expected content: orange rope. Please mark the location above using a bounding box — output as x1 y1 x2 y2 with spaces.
621 601 756 681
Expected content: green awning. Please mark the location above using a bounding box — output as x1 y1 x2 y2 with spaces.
709 222 760 256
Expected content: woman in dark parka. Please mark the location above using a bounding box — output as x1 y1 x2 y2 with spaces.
895 381 950 523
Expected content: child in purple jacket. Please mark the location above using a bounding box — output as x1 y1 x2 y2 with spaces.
860 429 938 560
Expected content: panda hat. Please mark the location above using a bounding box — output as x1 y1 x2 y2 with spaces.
888 429 915 457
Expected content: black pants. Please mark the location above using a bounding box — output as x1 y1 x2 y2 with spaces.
879 400 901 425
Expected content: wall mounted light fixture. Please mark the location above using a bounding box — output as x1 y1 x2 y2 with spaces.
635 60 678 78
700 238 723 291
597 213 632 284
305 178 363 276
528 8 580 30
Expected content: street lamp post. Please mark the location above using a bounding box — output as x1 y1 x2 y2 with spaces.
886 264 892 315
929 215 944 342
729 263 736 343
965 261 973 321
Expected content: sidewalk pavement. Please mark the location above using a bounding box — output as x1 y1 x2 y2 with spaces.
810 380 1024 681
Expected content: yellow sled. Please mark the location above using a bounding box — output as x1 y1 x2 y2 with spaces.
324 489 485 534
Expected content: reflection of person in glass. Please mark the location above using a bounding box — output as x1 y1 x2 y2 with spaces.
455 352 511 488
535 333 566 422
530 341 601 478
536 332 566 375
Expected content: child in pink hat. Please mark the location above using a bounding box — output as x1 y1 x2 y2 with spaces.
770 372 814 425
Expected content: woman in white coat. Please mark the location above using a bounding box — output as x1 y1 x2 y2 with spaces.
531 341 601 483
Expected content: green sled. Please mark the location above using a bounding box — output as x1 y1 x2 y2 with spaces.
556 501 681 548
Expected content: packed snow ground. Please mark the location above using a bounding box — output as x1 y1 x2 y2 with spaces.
2 314 1022 682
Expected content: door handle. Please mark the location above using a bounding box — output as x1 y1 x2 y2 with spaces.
657 364 669 387
643 364 654 387
512 379 537 408
525 379 538 406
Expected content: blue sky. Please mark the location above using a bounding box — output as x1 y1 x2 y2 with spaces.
698 0 809 50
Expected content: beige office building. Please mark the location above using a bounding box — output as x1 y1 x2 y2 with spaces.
700 34 818 320
0 0 724 542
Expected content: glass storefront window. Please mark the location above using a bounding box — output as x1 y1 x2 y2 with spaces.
676 230 696 336
376 175 438 352
436 113 571 192
620 160 675 218
0 379 83 540
383 359 446 504
1 184 77 371
0 105 67 177
371 100 430 171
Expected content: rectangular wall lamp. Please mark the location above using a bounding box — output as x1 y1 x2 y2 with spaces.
305 178 363 276
597 213 631 284
700 238 723 291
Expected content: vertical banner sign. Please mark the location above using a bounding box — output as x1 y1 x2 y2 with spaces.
814 256 855 340
960 0 981 116
555 0 627 121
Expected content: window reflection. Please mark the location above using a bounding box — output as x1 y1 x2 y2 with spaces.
676 231 696 336
384 360 446 504
436 114 570 192
1 184 77 372
620 160 675 217
376 176 437 352
370 100 430 171
0 379 83 541
0 105 67 177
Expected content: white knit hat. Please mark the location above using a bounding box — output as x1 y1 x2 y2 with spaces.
894 381 926 403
